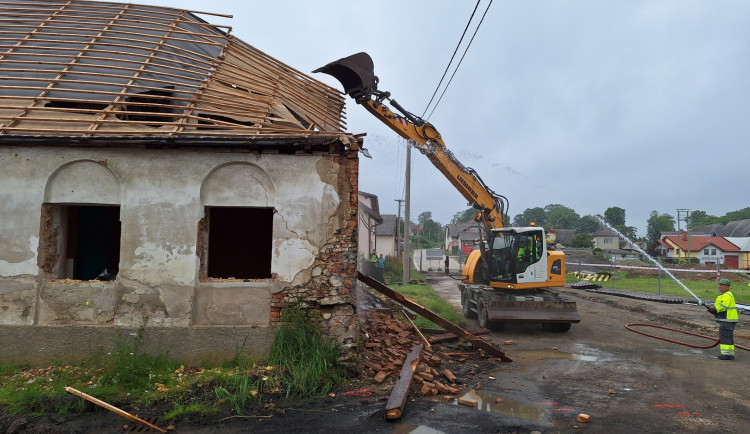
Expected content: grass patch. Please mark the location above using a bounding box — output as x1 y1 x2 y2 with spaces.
394 283 464 329
268 300 343 399
568 272 749 303
163 402 217 421
0 310 346 420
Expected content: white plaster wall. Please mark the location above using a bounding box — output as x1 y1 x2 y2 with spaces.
0 146 343 326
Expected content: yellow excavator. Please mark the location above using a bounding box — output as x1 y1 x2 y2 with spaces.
315 52 579 332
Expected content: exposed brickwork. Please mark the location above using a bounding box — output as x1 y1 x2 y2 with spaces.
272 149 360 363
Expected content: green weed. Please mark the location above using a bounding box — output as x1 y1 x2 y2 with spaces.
396 284 464 328
268 301 343 399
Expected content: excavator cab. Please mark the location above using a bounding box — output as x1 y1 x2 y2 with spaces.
313 52 378 100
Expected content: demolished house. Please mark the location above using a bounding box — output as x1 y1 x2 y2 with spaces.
0 0 363 363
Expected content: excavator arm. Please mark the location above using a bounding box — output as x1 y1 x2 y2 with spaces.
314 52 508 229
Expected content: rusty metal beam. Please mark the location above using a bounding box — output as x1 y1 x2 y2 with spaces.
357 272 512 362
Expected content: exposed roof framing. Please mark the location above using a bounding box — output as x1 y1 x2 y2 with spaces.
0 0 348 138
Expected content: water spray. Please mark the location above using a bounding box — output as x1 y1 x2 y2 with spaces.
593 216 703 303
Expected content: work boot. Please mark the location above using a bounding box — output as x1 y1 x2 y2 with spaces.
717 355 735 360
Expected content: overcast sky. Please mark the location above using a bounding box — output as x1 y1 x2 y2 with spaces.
112 0 749 237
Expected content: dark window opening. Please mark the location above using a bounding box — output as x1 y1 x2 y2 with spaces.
207 207 273 279
38 205 121 281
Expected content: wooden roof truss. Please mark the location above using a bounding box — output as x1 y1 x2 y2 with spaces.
0 0 348 137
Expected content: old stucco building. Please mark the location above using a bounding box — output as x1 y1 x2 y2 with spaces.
0 1 362 363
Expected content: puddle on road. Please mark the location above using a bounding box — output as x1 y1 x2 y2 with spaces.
440 389 548 422
513 348 598 362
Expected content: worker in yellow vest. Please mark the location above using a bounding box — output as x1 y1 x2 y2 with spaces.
705 278 739 360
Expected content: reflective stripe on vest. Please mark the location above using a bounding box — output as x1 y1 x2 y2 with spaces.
715 292 738 323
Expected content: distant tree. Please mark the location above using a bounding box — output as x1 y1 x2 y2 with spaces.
604 207 626 227
724 207 750 223
451 207 476 224
416 211 443 248
685 210 709 229
571 232 594 248
577 215 602 234
646 211 675 244
513 207 546 227
546 206 580 229
614 224 637 240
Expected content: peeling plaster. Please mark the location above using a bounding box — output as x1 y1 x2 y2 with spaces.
273 238 316 283
0 235 38 277
131 242 197 286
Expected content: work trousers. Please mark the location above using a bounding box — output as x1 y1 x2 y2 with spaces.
718 322 736 356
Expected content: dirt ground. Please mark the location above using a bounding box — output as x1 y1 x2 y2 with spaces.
3 271 749 434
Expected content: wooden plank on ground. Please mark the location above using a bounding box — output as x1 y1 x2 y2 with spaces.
358 272 512 362
428 328 490 344
385 344 423 420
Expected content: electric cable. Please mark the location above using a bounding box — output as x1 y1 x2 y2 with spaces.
426 0 494 120
421 0 482 118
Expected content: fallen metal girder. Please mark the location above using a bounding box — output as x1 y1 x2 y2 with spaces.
357 272 511 362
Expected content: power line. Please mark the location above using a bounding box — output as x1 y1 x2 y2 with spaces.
426 0 493 120
421 0 482 118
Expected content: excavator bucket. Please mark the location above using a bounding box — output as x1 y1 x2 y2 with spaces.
313 52 377 98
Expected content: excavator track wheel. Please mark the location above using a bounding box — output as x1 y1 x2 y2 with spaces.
477 299 504 331
461 291 477 319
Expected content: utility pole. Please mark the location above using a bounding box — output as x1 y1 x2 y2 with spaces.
402 142 412 285
677 209 690 263
395 199 403 258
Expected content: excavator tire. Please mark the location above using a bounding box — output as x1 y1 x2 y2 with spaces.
477 299 504 331
461 290 477 319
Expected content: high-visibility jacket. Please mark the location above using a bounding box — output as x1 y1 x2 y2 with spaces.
714 290 738 323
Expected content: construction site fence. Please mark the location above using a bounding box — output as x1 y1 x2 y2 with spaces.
569 262 750 275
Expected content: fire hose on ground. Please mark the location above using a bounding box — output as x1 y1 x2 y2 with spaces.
625 323 750 351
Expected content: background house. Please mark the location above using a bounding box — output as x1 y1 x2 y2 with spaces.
0 1 362 364
357 191 383 259
655 235 740 266
375 214 399 258
591 229 620 250
725 237 750 269
716 219 750 237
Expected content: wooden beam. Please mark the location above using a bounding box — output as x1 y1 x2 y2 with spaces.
384 344 422 420
65 387 166 433
358 272 512 362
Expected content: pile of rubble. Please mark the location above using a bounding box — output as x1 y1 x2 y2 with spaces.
360 309 501 399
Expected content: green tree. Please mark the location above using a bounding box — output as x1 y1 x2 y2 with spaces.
416 211 443 248
546 206 580 229
451 207 476 224
724 207 750 223
646 211 675 244
544 204 564 214
604 207 626 227
577 215 602 234
685 210 713 229
513 207 546 227
614 224 637 240
570 232 594 248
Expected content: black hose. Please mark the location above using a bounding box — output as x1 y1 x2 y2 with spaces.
625 323 749 351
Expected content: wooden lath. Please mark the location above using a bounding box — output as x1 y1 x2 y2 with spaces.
0 0 347 138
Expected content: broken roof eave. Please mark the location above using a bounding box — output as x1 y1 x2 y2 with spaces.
0 133 362 154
